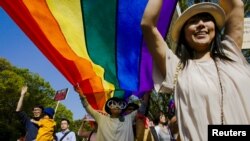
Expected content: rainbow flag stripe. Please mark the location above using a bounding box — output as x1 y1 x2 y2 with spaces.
0 0 177 110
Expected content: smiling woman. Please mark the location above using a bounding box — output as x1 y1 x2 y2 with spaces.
141 0 250 141
183 13 217 54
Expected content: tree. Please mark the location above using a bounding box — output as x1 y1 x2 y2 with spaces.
0 57 74 140
243 0 250 16
71 119 85 141
179 0 250 15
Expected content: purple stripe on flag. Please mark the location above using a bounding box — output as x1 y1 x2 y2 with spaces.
137 0 178 96
157 0 178 36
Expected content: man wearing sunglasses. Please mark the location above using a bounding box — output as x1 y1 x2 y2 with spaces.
75 86 149 141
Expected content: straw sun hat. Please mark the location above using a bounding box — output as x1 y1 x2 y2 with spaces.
171 2 226 42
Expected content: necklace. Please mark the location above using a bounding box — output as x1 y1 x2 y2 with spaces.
214 60 224 125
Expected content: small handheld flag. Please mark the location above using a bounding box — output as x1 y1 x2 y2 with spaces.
54 88 69 101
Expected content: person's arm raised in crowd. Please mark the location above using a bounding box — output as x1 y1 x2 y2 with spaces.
74 84 98 118
16 85 28 112
141 0 168 78
219 0 244 49
137 91 151 115
78 118 92 138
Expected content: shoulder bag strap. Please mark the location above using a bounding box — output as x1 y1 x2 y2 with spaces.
59 131 71 141
158 62 183 93
173 62 183 87
87 130 95 141
150 126 159 141
169 62 182 140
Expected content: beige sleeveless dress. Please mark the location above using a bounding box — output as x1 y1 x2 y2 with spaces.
153 35 250 141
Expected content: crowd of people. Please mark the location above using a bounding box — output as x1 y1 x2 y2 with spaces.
15 0 250 141
16 84 176 141
16 86 76 141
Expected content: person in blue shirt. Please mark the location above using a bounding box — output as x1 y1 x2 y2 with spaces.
16 85 44 141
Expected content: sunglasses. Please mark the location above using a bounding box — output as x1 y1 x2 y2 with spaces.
107 100 127 110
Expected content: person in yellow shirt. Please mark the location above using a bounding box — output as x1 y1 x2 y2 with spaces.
31 107 56 141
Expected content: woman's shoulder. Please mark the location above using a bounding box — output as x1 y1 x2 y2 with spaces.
221 35 248 63
221 35 238 48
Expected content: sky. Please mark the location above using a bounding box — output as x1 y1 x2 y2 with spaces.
0 8 86 120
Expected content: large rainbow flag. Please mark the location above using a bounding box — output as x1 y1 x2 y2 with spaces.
0 0 177 110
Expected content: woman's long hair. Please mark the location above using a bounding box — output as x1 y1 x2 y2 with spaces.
175 13 232 68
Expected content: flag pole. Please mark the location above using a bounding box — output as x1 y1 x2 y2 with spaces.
53 101 60 119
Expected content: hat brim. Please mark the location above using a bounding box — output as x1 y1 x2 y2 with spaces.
126 103 139 110
171 2 225 42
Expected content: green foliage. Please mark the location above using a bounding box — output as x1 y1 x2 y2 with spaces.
0 70 23 123
147 90 174 123
243 0 250 16
179 0 250 16
0 58 12 72
242 49 250 63
0 122 20 141
178 0 189 12
71 119 83 132
179 0 219 12
54 103 74 130
71 119 86 141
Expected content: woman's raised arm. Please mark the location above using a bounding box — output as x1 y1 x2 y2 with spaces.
141 0 169 78
219 0 244 49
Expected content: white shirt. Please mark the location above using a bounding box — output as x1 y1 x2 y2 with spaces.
86 105 137 141
56 129 76 141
